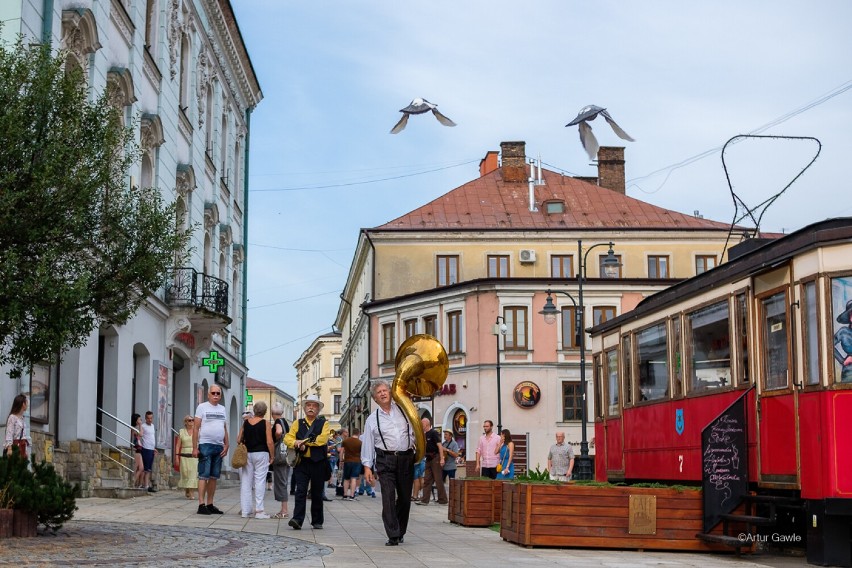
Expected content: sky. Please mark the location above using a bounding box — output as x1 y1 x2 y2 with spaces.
231 1 852 398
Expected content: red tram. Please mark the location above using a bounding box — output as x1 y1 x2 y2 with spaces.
589 218 852 566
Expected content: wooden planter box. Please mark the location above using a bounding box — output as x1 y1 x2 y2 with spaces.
0 509 12 538
500 483 749 552
448 478 504 527
12 509 37 537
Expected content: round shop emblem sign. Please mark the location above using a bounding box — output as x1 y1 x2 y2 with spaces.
452 409 467 436
513 381 541 408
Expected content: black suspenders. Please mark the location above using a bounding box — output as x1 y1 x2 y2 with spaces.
375 406 411 451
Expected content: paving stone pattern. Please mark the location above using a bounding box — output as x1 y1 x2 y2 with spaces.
0 521 330 567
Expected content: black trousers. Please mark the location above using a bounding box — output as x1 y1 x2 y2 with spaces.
292 459 327 525
375 451 414 539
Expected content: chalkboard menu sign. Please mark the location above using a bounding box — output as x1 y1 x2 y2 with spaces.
701 392 748 532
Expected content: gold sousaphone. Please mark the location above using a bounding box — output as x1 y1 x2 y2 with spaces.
391 334 449 462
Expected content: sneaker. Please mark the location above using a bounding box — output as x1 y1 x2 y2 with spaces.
311 523 323 529
206 504 224 514
197 504 211 515
254 512 271 519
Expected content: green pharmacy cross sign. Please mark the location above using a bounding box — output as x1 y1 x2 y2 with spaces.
203 351 224 373
245 389 253 404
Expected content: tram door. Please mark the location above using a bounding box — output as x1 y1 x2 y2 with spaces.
756 289 799 484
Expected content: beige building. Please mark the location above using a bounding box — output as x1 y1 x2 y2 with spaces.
245 378 295 422
294 332 343 429
335 141 743 475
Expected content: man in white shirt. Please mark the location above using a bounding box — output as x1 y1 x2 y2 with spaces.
192 386 229 515
361 380 414 547
140 411 157 492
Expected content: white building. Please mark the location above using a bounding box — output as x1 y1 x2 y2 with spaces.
0 0 261 492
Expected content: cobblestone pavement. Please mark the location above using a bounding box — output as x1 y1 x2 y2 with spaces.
0 484 809 567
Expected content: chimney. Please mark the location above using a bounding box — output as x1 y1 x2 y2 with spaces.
500 141 526 183
597 146 626 194
479 150 499 177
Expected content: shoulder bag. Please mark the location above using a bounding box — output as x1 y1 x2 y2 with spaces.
231 420 248 468
273 418 290 466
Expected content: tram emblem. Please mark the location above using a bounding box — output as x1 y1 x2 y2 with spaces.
675 409 685 435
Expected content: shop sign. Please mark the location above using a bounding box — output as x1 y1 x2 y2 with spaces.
452 408 467 436
513 381 541 408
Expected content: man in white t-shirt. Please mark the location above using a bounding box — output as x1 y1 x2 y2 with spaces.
140 411 158 492
192 386 229 515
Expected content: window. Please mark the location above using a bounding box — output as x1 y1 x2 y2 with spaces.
178 35 190 112
551 255 574 278
333 357 341 377
687 301 731 393
561 306 578 349
593 306 616 326
672 317 684 397
220 113 229 173
696 255 717 275
636 323 668 401
545 200 565 214
606 349 619 416
436 255 458 287
333 395 341 414
735 293 750 385
562 382 581 421
447 311 462 354
599 255 622 278
803 282 820 386
761 291 789 390
404 319 417 339
144 0 158 50
594 354 604 418
423 315 437 337
503 307 528 351
488 255 510 278
621 335 633 406
830 276 852 384
648 255 670 278
382 323 395 363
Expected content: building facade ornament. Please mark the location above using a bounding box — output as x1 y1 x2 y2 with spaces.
232 243 244 266
140 114 165 151
218 223 232 249
196 46 210 128
167 0 181 80
61 9 101 79
203 201 219 229
106 67 136 109
175 164 196 198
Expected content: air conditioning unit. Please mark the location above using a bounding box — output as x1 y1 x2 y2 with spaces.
519 249 537 263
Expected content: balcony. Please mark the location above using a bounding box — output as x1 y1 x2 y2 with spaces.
165 268 231 358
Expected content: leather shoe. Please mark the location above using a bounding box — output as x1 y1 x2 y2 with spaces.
311 524 323 529
385 538 399 546
288 519 302 530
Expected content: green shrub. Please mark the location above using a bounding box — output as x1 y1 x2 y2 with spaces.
0 452 78 533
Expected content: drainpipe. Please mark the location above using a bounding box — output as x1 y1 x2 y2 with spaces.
42 0 54 45
241 108 252 364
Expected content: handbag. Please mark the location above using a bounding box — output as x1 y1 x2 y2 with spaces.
273 419 290 467
4 417 27 457
231 442 248 468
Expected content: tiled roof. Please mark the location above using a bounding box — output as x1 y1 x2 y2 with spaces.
378 166 732 231
246 377 277 390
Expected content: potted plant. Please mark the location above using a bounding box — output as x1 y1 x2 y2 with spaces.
448 476 505 527
0 483 13 538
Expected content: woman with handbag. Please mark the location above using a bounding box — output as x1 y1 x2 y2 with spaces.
237 401 274 519
130 413 145 488
176 415 199 499
3 394 29 458
494 428 515 480
270 402 291 519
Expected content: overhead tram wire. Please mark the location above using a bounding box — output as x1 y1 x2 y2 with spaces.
251 158 480 177
627 78 852 194
250 159 478 192
247 326 334 358
248 289 342 310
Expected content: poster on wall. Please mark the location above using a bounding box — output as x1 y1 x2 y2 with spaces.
452 408 467 453
195 384 204 413
832 276 852 383
30 363 50 423
154 362 171 448
513 381 541 408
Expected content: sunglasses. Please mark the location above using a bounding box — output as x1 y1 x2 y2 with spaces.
210 392 222 395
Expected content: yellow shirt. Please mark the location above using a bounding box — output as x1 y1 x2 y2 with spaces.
283 417 330 458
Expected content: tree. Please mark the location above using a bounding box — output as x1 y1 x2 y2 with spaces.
0 37 190 372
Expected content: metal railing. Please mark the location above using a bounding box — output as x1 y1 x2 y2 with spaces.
96 407 139 474
165 267 229 317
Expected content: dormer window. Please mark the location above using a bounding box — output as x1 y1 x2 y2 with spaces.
544 200 565 214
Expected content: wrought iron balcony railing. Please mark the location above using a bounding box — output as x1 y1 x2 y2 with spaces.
166 267 229 317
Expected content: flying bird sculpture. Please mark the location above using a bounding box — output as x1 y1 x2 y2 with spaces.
565 105 634 160
390 98 457 134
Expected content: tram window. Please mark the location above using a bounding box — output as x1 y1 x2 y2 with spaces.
672 317 684 398
594 354 604 418
802 282 820 386
621 335 633 406
636 323 668 401
606 349 619 416
736 293 750 385
831 276 852 384
761 291 789 390
687 301 731 393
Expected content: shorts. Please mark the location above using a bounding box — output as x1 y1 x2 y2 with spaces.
413 458 426 479
140 448 154 472
197 443 224 480
343 461 363 480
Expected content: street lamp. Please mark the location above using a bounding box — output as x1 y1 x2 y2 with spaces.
539 241 620 481
493 316 507 433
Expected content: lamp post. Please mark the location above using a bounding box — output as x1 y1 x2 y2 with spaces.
493 316 507 433
539 241 620 481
